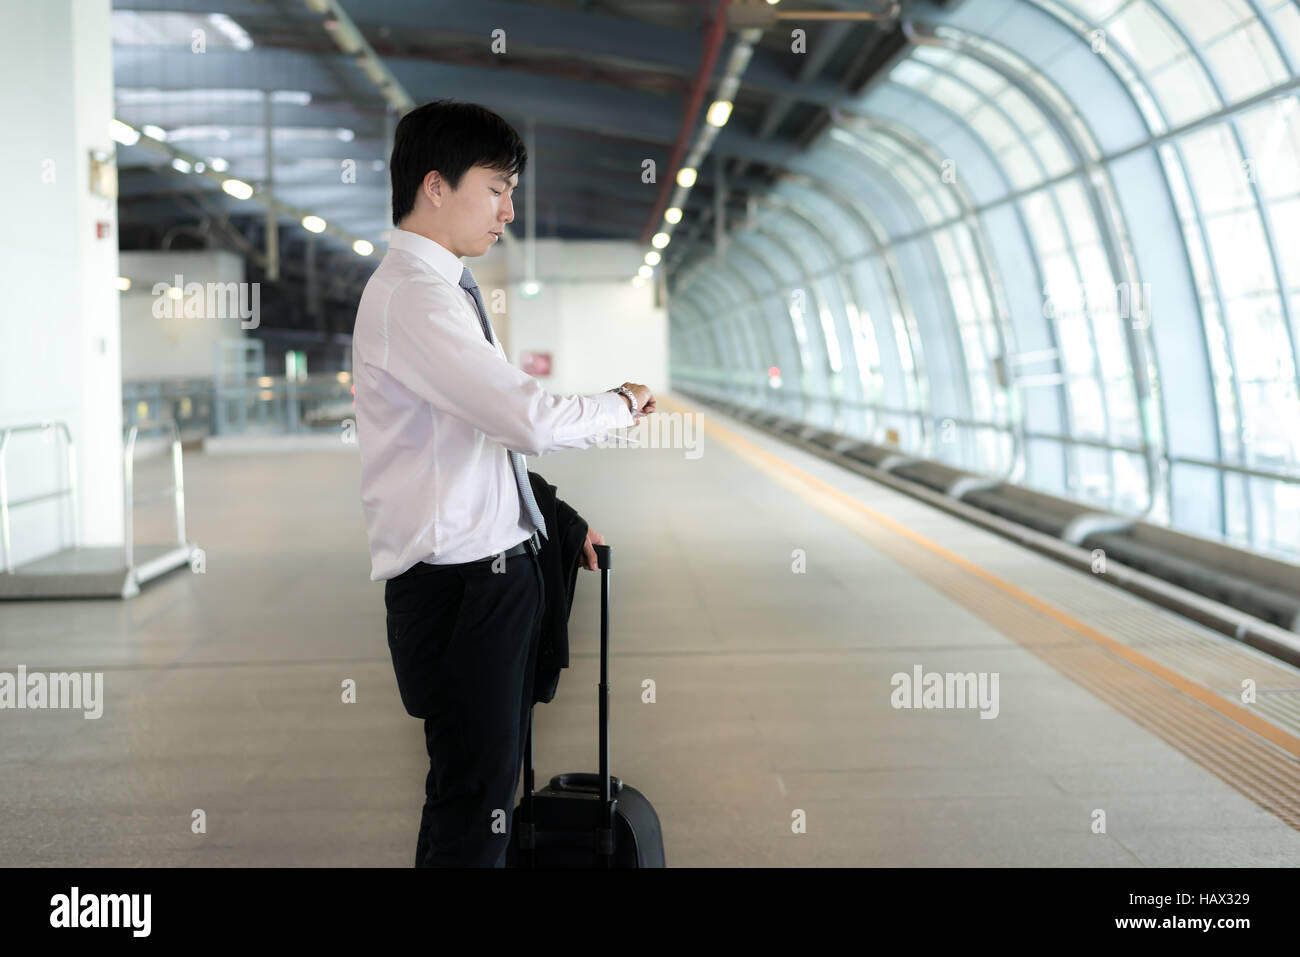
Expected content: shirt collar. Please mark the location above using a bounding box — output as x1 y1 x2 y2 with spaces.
387 228 465 288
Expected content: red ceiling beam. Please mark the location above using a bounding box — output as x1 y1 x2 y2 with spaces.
639 0 731 246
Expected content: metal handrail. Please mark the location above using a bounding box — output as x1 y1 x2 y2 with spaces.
673 373 1300 486
123 421 187 573
0 422 78 574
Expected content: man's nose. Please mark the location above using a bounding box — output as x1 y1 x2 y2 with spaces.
501 196 514 224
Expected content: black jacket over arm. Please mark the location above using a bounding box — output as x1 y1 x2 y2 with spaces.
526 470 589 706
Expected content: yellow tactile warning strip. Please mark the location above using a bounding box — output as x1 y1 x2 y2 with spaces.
662 395 1300 831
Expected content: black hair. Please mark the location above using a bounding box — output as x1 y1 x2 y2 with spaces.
389 99 527 226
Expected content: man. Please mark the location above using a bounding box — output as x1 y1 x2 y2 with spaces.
351 99 656 867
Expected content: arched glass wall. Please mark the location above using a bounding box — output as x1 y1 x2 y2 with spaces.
669 0 1300 561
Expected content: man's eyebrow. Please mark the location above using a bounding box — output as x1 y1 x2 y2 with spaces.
492 173 517 187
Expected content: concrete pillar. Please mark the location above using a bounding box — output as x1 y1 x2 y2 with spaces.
0 0 123 564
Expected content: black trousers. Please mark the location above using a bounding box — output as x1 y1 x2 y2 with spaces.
384 544 545 867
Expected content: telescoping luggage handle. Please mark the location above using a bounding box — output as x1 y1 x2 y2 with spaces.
520 542 619 866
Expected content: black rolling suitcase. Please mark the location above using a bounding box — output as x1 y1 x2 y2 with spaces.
507 543 666 868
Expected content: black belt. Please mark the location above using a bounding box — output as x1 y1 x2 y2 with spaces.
501 529 541 560
397 530 540 579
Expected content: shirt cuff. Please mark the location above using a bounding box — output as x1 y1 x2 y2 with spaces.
599 389 638 428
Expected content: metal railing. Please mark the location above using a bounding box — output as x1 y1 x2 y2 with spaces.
214 373 354 435
124 374 355 439
0 422 78 575
122 379 215 437
123 421 187 572
671 371 1300 486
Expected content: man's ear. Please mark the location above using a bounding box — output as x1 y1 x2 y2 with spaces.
423 170 443 208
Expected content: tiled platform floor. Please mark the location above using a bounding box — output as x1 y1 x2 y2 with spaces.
2 393 1298 866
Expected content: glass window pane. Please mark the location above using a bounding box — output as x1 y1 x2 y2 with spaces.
1068 382 1106 440
889 59 932 88
1272 3 1300 67
1054 178 1099 245
818 303 843 373
1043 251 1084 317
1180 124 1253 215
1148 57 1222 125
1000 143 1044 189
932 229 958 269
1205 22 1289 104
1030 127 1074 177
1023 191 1068 253
911 44 957 70
967 103 1020 153
996 85 1048 138
1073 0 1127 22
1172 0 1253 45
1113 451 1149 512
1058 316 1096 375
1239 378 1300 464
967 265 992 318
1106 379 1142 445
1235 97 1300 202
1203 210 1274 299
1107 3 1186 73
946 51 1007 99
1253 476 1300 559
1223 296 1293 382
1263 197 1300 290
928 74 985 116
787 289 813 371
1073 436 1111 493
950 273 976 324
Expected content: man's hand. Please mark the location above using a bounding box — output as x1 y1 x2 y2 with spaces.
619 382 656 416
580 527 606 571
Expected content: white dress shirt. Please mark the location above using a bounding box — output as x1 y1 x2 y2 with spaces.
352 228 636 580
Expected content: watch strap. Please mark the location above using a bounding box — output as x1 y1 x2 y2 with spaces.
610 386 638 414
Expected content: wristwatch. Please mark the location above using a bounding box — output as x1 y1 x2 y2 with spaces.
610 385 639 415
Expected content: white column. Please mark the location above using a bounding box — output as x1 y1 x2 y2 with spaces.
0 0 122 564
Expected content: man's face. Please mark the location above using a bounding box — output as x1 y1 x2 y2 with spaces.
438 164 516 257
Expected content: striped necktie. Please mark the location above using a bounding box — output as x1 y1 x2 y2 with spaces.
459 265 548 541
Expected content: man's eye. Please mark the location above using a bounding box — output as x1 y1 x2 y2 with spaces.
491 188 502 195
